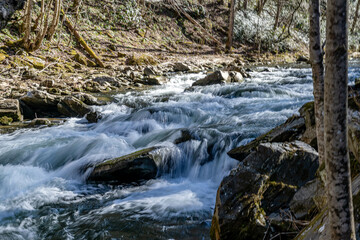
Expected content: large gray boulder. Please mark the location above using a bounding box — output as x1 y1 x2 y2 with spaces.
87 147 163 183
211 141 319 240
192 71 230 86
0 0 26 30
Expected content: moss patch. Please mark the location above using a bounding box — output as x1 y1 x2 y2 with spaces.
0 116 13 125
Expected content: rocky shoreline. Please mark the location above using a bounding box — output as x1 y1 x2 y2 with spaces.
210 91 360 240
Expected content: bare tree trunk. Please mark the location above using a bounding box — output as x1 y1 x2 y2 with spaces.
309 0 325 166
226 0 235 52
243 0 247 10
351 0 360 34
273 0 282 30
324 0 356 239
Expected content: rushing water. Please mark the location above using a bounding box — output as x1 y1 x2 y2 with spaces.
1 63 360 240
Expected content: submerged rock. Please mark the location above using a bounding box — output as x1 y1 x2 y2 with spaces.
192 71 230 86
87 147 163 183
211 141 319 240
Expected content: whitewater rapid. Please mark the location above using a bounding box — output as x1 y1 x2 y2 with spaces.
0 63 359 239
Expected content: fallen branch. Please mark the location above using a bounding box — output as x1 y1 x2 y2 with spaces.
61 9 105 68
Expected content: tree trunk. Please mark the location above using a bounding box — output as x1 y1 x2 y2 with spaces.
226 0 235 52
243 0 247 10
351 0 360 34
273 0 282 30
324 0 356 239
309 0 324 166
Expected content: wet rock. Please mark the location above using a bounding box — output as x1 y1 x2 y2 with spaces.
30 118 52 126
192 71 230 86
211 167 268 240
173 62 191 72
57 96 91 117
299 101 317 147
229 71 244 83
86 110 101 123
228 115 305 161
224 65 250 78
0 99 23 121
211 141 319 240
138 75 167 85
174 130 193 144
87 147 162 183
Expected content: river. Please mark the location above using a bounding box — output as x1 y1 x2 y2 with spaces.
1 63 359 240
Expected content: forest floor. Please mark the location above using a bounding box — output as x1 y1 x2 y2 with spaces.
0 0 315 101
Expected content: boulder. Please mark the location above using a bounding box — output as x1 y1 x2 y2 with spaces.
192 71 230 86
229 71 244 83
20 90 60 117
85 110 101 123
143 67 157 76
57 96 91 118
87 147 162 183
92 75 118 86
29 118 52 126
72 93 103 106
173 62 191 72
228 115 305 161
211 141 319 240
0 99 22 121
293 174 360 240
0 0 26 30
137 75 167 85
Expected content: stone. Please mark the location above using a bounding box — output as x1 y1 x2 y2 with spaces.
0 116 13 125
20 90 60 117
192 71 230 86
0 99 22 121
173 62 191 72
86 110 101 123
57 96 91 118
25 56 46 69
143 67 157 76
30 118 52 126
138 75 167 85
228 115 305 161
293 174 360 240
211 141 319 240
290 179 325 220
229 71 244 83
87 147 162 183
0 0 26 30
296 56 309 63
93 75 118 86
72 93 103 106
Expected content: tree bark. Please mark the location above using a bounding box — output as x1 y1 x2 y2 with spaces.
226 0 235 52
309 0 324 166
351 0 360 34
324 0 356 239
273 0 282 30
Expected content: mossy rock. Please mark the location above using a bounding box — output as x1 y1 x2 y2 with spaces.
125 54 158 66
0 116 13 125
0 52 7 62
25 56 46 69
